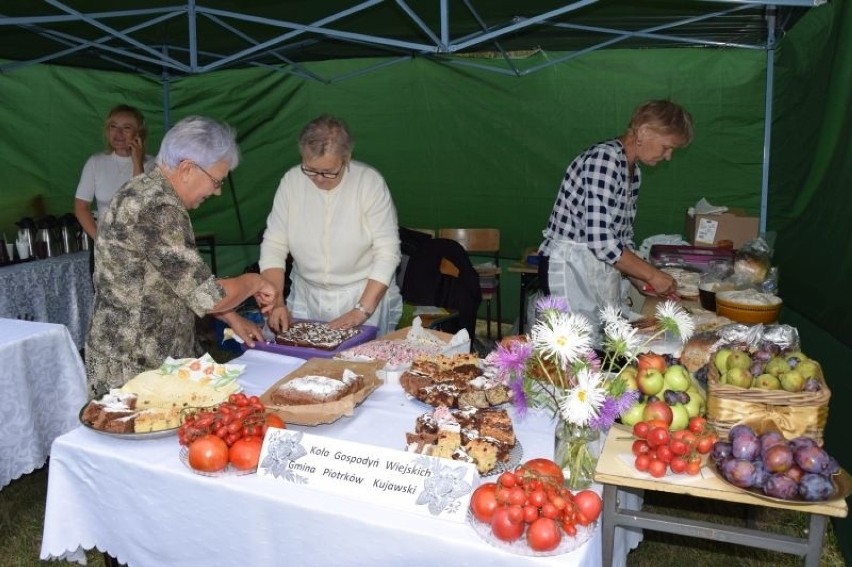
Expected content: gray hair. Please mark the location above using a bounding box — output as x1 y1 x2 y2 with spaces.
156 116 240 170
298 114 354 161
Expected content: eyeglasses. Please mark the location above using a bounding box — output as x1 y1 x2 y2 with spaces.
189 161 226 189
300 164 345 180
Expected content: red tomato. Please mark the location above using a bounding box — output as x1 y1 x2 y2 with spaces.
648 458 667 478
634 454 651 472
507 486 527 507
523 505 540 524
669 456 688 474
526 517 562 552
506 505 524 524
229 436 263 470
498 471 518 488
656 445 673 464
265 413 286 429
644 419 670 432
528 489 547 508
632 421 650 439
573 490 603 524
470 483 500 523
188 434 229 472
688 416 707 434
696 435 715 455
686 460 702 475
637 353 667 373
632 439 650 457
521 458 565 486
490 507 525 542
646 426 671 448
562 521 577 536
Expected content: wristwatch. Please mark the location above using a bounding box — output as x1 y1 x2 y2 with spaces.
354 302 373 317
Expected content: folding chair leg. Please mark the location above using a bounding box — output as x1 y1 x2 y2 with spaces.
496 287 502 340
486 300 492 340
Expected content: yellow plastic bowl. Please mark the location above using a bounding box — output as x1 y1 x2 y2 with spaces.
715 294 782 324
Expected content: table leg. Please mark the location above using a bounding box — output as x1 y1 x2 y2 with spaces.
601 484 618 567
804 514 827 567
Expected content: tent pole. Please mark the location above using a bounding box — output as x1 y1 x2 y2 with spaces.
760 6 777 237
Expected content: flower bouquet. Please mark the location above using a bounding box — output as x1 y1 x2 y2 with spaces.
491 296 695 488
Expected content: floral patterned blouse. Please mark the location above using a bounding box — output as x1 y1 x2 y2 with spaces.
85 168 224 395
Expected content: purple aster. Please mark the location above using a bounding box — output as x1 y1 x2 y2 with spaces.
588 396 619 431
509 377 528 420
492 340 533 380
615 388 641 416
535 294 570 315
582 349 601 371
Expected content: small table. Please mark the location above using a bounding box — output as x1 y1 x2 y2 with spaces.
0 251 93 349
0 319 87 490
507 261 539 333
594 430 848 567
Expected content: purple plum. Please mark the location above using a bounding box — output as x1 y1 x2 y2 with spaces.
763 444 794 473
751 460 770 489
803 378 821 392
758 431 787 458
788 436 817 452
729 424 756 442
732 432 760 461
794 445 831 474
764 473 799 500
721 458 757 488
798 473 834 502
711 441 733 464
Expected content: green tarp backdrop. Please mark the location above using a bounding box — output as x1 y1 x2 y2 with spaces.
1 0 850 558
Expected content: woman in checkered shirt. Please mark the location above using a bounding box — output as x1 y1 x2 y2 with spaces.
538 100 694 335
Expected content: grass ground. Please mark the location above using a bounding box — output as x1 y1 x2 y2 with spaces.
1 318 845 566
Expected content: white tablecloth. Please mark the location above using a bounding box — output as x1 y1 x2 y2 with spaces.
41 349 640 566
0 318 87 490
0 252 93 348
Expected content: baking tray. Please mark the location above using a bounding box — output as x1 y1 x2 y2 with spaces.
247 322 378 360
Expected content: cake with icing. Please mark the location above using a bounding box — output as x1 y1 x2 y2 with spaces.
275 321 360 350
270 369 364 406
405 406 516 474
400 354 511 409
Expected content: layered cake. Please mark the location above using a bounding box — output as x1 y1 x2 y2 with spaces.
275 321 360 350
82 355 244 434
270 369 364 406
400 353 511 409
338 339 445 367
405 406 516 474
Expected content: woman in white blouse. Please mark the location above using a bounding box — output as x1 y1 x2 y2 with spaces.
259 114 402 336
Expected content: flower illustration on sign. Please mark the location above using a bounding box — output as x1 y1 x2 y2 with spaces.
261 429 309 483
414 456 473 516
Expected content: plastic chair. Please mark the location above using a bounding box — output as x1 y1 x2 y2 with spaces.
438 228 502 340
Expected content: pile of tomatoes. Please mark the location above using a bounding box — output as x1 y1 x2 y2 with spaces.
469 458 603 553
177 393 286 473
631 416 718 477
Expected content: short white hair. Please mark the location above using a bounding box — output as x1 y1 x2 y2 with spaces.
156 116 240 170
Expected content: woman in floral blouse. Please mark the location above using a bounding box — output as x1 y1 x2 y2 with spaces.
85 116 277 395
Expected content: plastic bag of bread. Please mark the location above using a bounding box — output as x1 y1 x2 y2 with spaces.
733 238 772 285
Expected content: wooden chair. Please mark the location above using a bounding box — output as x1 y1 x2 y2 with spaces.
438 228 502 340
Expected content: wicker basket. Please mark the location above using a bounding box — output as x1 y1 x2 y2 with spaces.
706 363 830 445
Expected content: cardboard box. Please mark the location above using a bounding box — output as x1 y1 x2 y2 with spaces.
684 209 759 249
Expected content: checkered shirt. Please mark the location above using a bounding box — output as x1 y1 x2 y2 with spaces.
539 139 641 265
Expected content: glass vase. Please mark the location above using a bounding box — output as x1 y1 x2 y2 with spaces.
554 420 601 490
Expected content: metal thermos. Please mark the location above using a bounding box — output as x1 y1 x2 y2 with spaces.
59 213 81 254
16 217 37 259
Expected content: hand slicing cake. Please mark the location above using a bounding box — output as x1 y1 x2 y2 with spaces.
81 354 245 434
275 321 360 350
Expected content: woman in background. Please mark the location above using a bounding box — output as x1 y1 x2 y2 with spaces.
538 99 694 332
74 104 154 241
259 114 402 336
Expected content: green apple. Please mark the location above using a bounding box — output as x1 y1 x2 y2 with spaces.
620 400 646 426
683 391 704 418
726 350 752 370
795 360 820 380
669 403 690 431
619 366 639 391
752 373 782 390
724 367 753 388
636 368 665 396
764 356 790 377
714 348 733 374
663 364 691 392
780 370 805 392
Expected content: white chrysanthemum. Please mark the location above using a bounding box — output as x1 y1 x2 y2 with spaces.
603 319 642 362
558 368 606 427
599 305 623 331
655 300 695 342
531 312 593 366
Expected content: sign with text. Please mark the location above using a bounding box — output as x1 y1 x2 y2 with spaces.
257 428 478 522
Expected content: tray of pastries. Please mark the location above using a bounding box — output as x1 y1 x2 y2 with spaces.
399 353 512 409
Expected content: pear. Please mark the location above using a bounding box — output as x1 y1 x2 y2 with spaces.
752 373 782 390
724 367 753 388
714 348 733 374
726 350 752 371
764 356 790 377
780 370 806 393
795 360 821 380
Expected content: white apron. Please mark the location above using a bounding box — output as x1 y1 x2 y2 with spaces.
546 239 622 339
287 272 403 337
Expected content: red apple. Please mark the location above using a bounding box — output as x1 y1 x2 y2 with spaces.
638 353 667 373
636 368 665 396
642 400 673 427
